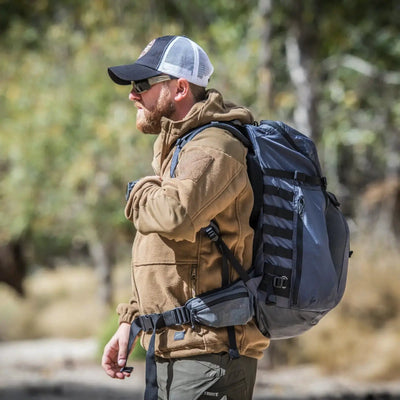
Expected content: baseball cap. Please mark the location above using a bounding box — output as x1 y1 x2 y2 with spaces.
108 35 214 87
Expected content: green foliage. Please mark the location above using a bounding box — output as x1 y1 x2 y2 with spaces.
0 2 399 379
1 1 399 266
0 8 156 252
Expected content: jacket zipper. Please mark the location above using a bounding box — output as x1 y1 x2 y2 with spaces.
191 264 197 297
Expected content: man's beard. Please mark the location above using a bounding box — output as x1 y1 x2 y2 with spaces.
136 85 176 134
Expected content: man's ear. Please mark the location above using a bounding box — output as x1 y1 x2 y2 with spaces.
173 78 190 102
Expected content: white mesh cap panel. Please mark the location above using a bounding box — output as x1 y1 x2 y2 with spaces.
197 48 213 81
158 37 214 87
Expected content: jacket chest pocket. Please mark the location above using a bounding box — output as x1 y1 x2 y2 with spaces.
132 232 199 265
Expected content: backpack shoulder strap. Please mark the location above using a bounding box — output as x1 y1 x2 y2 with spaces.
170 121 251 178
170 125 210 178
206 121 251 148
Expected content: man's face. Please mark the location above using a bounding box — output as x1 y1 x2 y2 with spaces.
129 82 176 134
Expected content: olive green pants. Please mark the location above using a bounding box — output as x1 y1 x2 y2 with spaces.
156 353 258 400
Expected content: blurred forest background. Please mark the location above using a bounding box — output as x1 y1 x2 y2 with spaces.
1 0 399 383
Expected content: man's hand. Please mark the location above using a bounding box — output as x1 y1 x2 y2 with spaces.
101 322 135 379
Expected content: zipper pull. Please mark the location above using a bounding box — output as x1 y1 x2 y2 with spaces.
297 196 305 217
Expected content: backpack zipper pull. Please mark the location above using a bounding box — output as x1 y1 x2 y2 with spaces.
297 196 305 217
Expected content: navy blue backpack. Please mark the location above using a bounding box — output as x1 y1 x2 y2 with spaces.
124 120 351 400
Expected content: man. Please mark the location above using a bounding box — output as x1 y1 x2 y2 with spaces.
102 35 269 400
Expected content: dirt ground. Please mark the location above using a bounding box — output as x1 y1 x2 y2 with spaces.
0 338 399 400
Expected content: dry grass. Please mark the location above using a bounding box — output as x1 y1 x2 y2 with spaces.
0 263 132 340
0 235 399 381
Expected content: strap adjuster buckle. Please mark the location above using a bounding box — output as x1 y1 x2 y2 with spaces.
140 315 156 331
273 275 288 289
202 220 220 242
172 307 190 325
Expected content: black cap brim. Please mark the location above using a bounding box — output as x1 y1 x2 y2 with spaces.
107 62 162 85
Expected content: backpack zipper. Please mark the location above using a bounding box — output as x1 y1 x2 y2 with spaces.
292 195 304 306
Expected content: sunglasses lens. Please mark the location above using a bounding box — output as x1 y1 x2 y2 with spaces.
133 80 151 93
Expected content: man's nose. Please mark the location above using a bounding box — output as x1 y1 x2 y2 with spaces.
129 89 141 102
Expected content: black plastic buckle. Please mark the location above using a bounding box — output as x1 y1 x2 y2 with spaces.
273 275 288 289
174 307 190 324
203 221 220 242
140 315 156 332
166 307 190 326
120 366 134 373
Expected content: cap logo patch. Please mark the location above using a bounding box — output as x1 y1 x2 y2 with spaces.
139 39 155 59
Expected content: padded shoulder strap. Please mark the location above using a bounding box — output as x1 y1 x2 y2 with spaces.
170 124 210 178
170 122 251 178
206 121 251 148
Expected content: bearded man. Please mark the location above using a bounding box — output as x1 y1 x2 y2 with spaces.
102 35 269 400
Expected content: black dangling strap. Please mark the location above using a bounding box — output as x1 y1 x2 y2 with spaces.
124 307 192 400
144 326 158 399
144 315 164 400
122 320 143 373
227 326 240 359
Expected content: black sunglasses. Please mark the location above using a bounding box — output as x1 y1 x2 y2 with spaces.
131 75 174 94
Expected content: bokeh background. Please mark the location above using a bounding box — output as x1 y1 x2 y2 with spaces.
1 0 399 393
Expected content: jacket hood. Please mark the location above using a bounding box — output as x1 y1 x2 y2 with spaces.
153 89 254 174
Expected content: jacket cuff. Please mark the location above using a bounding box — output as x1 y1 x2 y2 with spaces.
116 303 139 324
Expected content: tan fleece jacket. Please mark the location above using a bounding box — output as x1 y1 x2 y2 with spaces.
118 89 269 359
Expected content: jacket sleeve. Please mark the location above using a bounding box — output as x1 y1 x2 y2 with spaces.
116 299 139 324
116 265 141 323
125 128 248 242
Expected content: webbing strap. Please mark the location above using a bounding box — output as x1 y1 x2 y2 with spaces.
218 239 251 284
124 307 191 400
264 184 294 201
144 316 162 400
227 326 240 359
264 243 293 259
170 121 250 179
126 319 144 358
203 221 243 360
263 224 293 240
264 205 294 220
170 127 206 178
265 168 324 186
260 263 292 299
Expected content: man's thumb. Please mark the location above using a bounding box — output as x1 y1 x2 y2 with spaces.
118 354 127 366
117 342 127 366
117 322 131 367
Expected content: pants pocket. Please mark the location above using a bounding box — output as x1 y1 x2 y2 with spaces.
156 356 222 400
198 377 247 400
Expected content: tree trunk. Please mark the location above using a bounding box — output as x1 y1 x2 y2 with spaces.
257 0 273 116
89 238 113 309
0 239 26 296
284 2 320 144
